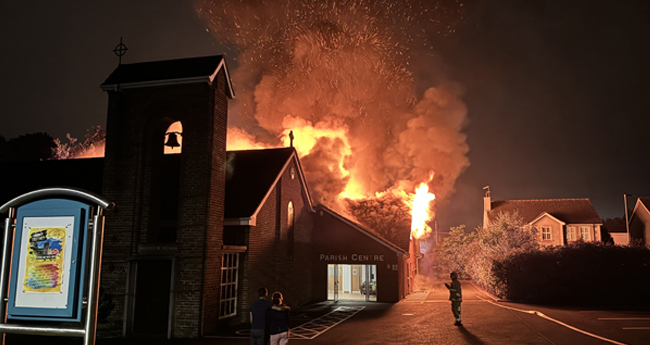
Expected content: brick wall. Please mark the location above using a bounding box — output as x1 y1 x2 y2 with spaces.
101 69 228 337
312 209 402 302
235 156 315 323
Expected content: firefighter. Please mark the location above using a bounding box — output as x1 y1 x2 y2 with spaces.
444 271 462 326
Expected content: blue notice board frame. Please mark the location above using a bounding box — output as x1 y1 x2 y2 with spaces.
7 199 90 321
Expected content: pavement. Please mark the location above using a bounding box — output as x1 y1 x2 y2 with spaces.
4 280 650 344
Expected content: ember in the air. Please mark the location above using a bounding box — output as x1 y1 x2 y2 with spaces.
196 0 470 236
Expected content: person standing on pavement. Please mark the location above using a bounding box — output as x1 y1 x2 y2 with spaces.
250 287 274 345
266 291 291 345
444 272 463 326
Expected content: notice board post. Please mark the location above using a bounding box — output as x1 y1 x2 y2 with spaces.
0 188 113 345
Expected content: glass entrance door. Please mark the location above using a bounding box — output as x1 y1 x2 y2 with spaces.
328 264 377 301
327 264 340 301
361 265 377 302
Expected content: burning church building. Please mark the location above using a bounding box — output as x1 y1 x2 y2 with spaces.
0 55 423 339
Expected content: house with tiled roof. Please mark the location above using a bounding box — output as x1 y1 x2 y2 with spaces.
629 197 650 245
483 190 603 246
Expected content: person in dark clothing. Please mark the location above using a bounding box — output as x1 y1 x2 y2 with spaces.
266 291 290 345
250 287 274 345
444 271 463 326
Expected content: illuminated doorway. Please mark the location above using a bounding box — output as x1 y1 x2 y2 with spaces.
327 264 377 301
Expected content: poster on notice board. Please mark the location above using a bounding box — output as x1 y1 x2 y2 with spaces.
14 216 75 309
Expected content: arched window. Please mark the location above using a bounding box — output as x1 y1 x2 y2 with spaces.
163 121 183 154
287 201 295 260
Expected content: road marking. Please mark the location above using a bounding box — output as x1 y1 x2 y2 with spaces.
623 327 650 330
475 294 628 345
290 306 364 340
404 300 488 303
599 318 650 321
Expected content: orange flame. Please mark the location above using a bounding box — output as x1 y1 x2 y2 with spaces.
410 176 436 239
279 115 351 168
225 117 438 239
227 127 277 151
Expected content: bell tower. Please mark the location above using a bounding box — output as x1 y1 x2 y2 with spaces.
100 56 234 337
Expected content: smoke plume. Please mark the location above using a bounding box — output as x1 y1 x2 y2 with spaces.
195 0 470 224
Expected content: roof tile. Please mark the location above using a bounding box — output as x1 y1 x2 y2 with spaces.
489 198 602 224
224 148 295 218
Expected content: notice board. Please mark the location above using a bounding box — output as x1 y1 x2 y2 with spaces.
7 199 90 321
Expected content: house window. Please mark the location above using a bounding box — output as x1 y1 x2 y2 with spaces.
287 201 295 260
220 253 239 318
567 227 576 241
542 227 552 240
580 227 591 240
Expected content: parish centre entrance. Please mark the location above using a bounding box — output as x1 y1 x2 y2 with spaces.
327 264 377 301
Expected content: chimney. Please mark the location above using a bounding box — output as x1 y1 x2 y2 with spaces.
483 186 491 228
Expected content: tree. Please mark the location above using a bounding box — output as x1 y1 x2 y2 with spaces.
466 212 539 294
434 225 475 276
434 212 539 295
0 132 56 162
345 192 411 242
51 126 106 160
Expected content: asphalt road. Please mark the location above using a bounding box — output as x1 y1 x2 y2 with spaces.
6 280 649 344
303 281 650 345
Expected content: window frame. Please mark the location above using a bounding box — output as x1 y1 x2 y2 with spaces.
580 227 591 240
287 201 295 260
219 253 239 319
541 226 552 241
567 226 576 241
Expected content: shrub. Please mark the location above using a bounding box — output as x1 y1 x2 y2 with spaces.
495 242 650 308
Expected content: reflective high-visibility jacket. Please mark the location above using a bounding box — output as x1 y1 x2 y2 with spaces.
448 279 462 302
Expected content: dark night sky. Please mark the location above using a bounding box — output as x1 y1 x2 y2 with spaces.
1 0 649 231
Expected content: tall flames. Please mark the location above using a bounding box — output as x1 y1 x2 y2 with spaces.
198 0 470 239
56 1 469 242
411 178 436 239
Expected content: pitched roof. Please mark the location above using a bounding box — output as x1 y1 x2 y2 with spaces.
631 197 650 222
603 224 627 233
100 55 234 97
387 226 412 252
224 148 313 222
489 198 602 224
638 197 650 212
317 205 407 255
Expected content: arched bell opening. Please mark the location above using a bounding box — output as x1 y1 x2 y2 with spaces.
164 121 183 154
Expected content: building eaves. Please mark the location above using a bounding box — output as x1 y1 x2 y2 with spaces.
630 197 650 223
223 148 314 225
100 55 234 98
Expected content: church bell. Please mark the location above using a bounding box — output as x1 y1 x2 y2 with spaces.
164 132 181 148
